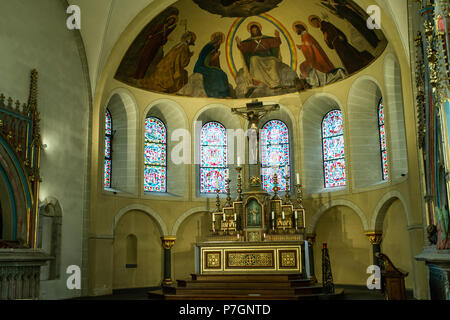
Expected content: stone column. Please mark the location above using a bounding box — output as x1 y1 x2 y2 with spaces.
365 231 383 267
161 236 176 286
306 233 316 282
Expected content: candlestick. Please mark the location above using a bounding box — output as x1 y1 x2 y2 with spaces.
303 211 306 228
236 166 242 201
225 178 232 207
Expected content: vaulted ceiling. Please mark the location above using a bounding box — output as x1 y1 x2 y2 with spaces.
68 0 409 95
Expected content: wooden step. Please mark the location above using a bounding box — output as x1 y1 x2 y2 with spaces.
177 278 313 288
166 285 324 296
191 274 303 281
150 288 345 301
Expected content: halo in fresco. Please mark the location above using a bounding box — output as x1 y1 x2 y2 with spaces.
114 0 388 99
192 0 283 17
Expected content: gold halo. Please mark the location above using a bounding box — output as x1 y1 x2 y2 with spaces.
166 14 179 26
292 21 308 33
308 15 321 27
247 21 262 33
211 32 225 44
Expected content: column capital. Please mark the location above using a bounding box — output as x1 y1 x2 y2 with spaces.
161 236 176 250
306 233 316 244
365 231 383 245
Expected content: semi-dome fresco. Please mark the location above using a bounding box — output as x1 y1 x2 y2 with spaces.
115 0 388 99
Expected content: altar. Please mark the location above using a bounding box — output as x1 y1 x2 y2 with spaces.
196 241 306 275
195 100 312 278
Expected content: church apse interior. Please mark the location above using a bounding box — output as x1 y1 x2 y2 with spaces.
0 0 449 304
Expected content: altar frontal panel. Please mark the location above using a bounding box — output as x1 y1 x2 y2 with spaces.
201 245 301 273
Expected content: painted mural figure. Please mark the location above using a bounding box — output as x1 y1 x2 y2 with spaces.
193 32 230 98
293 22 334 77
236 22 286 90
133 14 179 79
319 0 380 48
138 31 197 93
309 15 374 75
293 21 345 88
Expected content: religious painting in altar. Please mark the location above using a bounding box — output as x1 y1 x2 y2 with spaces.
246 198 262 227
115 0 387 99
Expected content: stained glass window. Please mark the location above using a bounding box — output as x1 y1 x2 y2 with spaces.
260 120 290 192
144 117 167 192
200 121 228 193
322 110 346 188
378 99 389 180
104 109 112 188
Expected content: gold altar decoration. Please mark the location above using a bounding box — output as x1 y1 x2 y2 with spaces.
200 244 302 273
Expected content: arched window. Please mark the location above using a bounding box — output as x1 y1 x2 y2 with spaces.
200 122 228 194
144 117 167 192
260 120 290 192
322 110 346 188
378 98 389 180
104 109 112 188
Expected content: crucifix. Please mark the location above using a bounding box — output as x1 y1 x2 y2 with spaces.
231 99 280 190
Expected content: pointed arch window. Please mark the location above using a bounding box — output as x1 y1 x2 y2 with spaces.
144 117 167 192
260 120 290 192
104 109 112 188
200 122 228 194
322 110 346 188
378 98 389 180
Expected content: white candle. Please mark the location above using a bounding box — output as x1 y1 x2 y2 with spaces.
234 213 237 221
263 233 266 239
295 210 298 219
212 213 215 221
237 156 241 167
237 233 240 239
223 213 226 221
272 211 275 220
282 211 285 219
296 173 300 184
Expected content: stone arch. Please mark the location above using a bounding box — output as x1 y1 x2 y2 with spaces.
299 93 347 195
383 53 408 182
193 104 243 198
306 199 369 234
112 204 168 237
347 75 387 189
0 137 31 241
370 190 411 231
143 98 189 197
171 206 210 236
102 88 139 194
